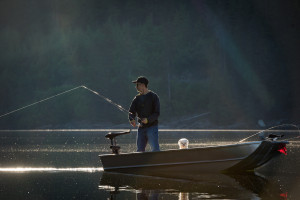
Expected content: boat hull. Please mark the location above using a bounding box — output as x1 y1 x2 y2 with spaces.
101 141 279 174
102 158 242 176
99 141 288 175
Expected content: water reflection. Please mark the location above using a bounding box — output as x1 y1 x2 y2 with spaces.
0 168 293 199
99 172 287 200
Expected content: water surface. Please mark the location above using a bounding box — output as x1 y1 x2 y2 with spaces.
0 130 299 199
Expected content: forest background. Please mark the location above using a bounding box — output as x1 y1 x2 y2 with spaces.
0 0 299 129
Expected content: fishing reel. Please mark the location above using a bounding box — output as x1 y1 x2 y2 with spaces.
105 130 131 155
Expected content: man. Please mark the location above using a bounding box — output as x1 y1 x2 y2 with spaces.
129 76 160 152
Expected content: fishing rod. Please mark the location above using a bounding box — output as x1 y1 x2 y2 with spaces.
238 124 300 143
81 86 129 116
82 86 143 128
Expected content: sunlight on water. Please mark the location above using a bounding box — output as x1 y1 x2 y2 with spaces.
0 147 108 153
0 129 131 132
0 167 103 173
0 129 274 132
0 128 298 134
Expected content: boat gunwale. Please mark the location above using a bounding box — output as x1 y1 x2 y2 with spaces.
99 141 263 157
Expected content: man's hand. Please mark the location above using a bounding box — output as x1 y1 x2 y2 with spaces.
130 120 136 127
141 118 148 124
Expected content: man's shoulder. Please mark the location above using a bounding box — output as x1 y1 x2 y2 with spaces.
134 93 142 99
132 93 143 103
148 91 159 100
134 91 159 100
149 91 159 97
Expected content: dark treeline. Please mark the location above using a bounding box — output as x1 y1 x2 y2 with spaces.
0 0 299 129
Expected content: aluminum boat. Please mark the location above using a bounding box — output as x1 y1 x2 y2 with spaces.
99 131 288 175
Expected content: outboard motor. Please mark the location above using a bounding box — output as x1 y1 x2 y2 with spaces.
259 131 284 141
266 134 284 141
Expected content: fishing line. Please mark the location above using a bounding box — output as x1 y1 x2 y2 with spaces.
0 86 83 119
0 85 130 119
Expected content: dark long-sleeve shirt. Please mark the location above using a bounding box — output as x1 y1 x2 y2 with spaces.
128 91 160 128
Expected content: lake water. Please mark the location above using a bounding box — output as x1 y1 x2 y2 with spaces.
0 130 299 199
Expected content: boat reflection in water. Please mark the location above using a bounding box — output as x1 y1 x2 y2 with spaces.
99 171 287 200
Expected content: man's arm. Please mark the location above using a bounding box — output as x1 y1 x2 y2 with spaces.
128 98 137 126
147 94 160 124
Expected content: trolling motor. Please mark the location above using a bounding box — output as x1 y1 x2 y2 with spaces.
105 130 131 155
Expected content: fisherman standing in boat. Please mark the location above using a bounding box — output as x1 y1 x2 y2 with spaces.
129 76 160 152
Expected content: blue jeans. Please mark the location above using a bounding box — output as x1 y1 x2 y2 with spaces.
137 125 160 152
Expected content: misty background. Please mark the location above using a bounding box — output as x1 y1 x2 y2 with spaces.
0 0 299 129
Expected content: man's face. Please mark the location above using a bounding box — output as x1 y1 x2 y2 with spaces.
135 82 144 92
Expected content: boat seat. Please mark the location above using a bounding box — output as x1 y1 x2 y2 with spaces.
105 131 130 140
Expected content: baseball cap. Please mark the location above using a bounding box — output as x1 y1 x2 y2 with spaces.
132 76 149 85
